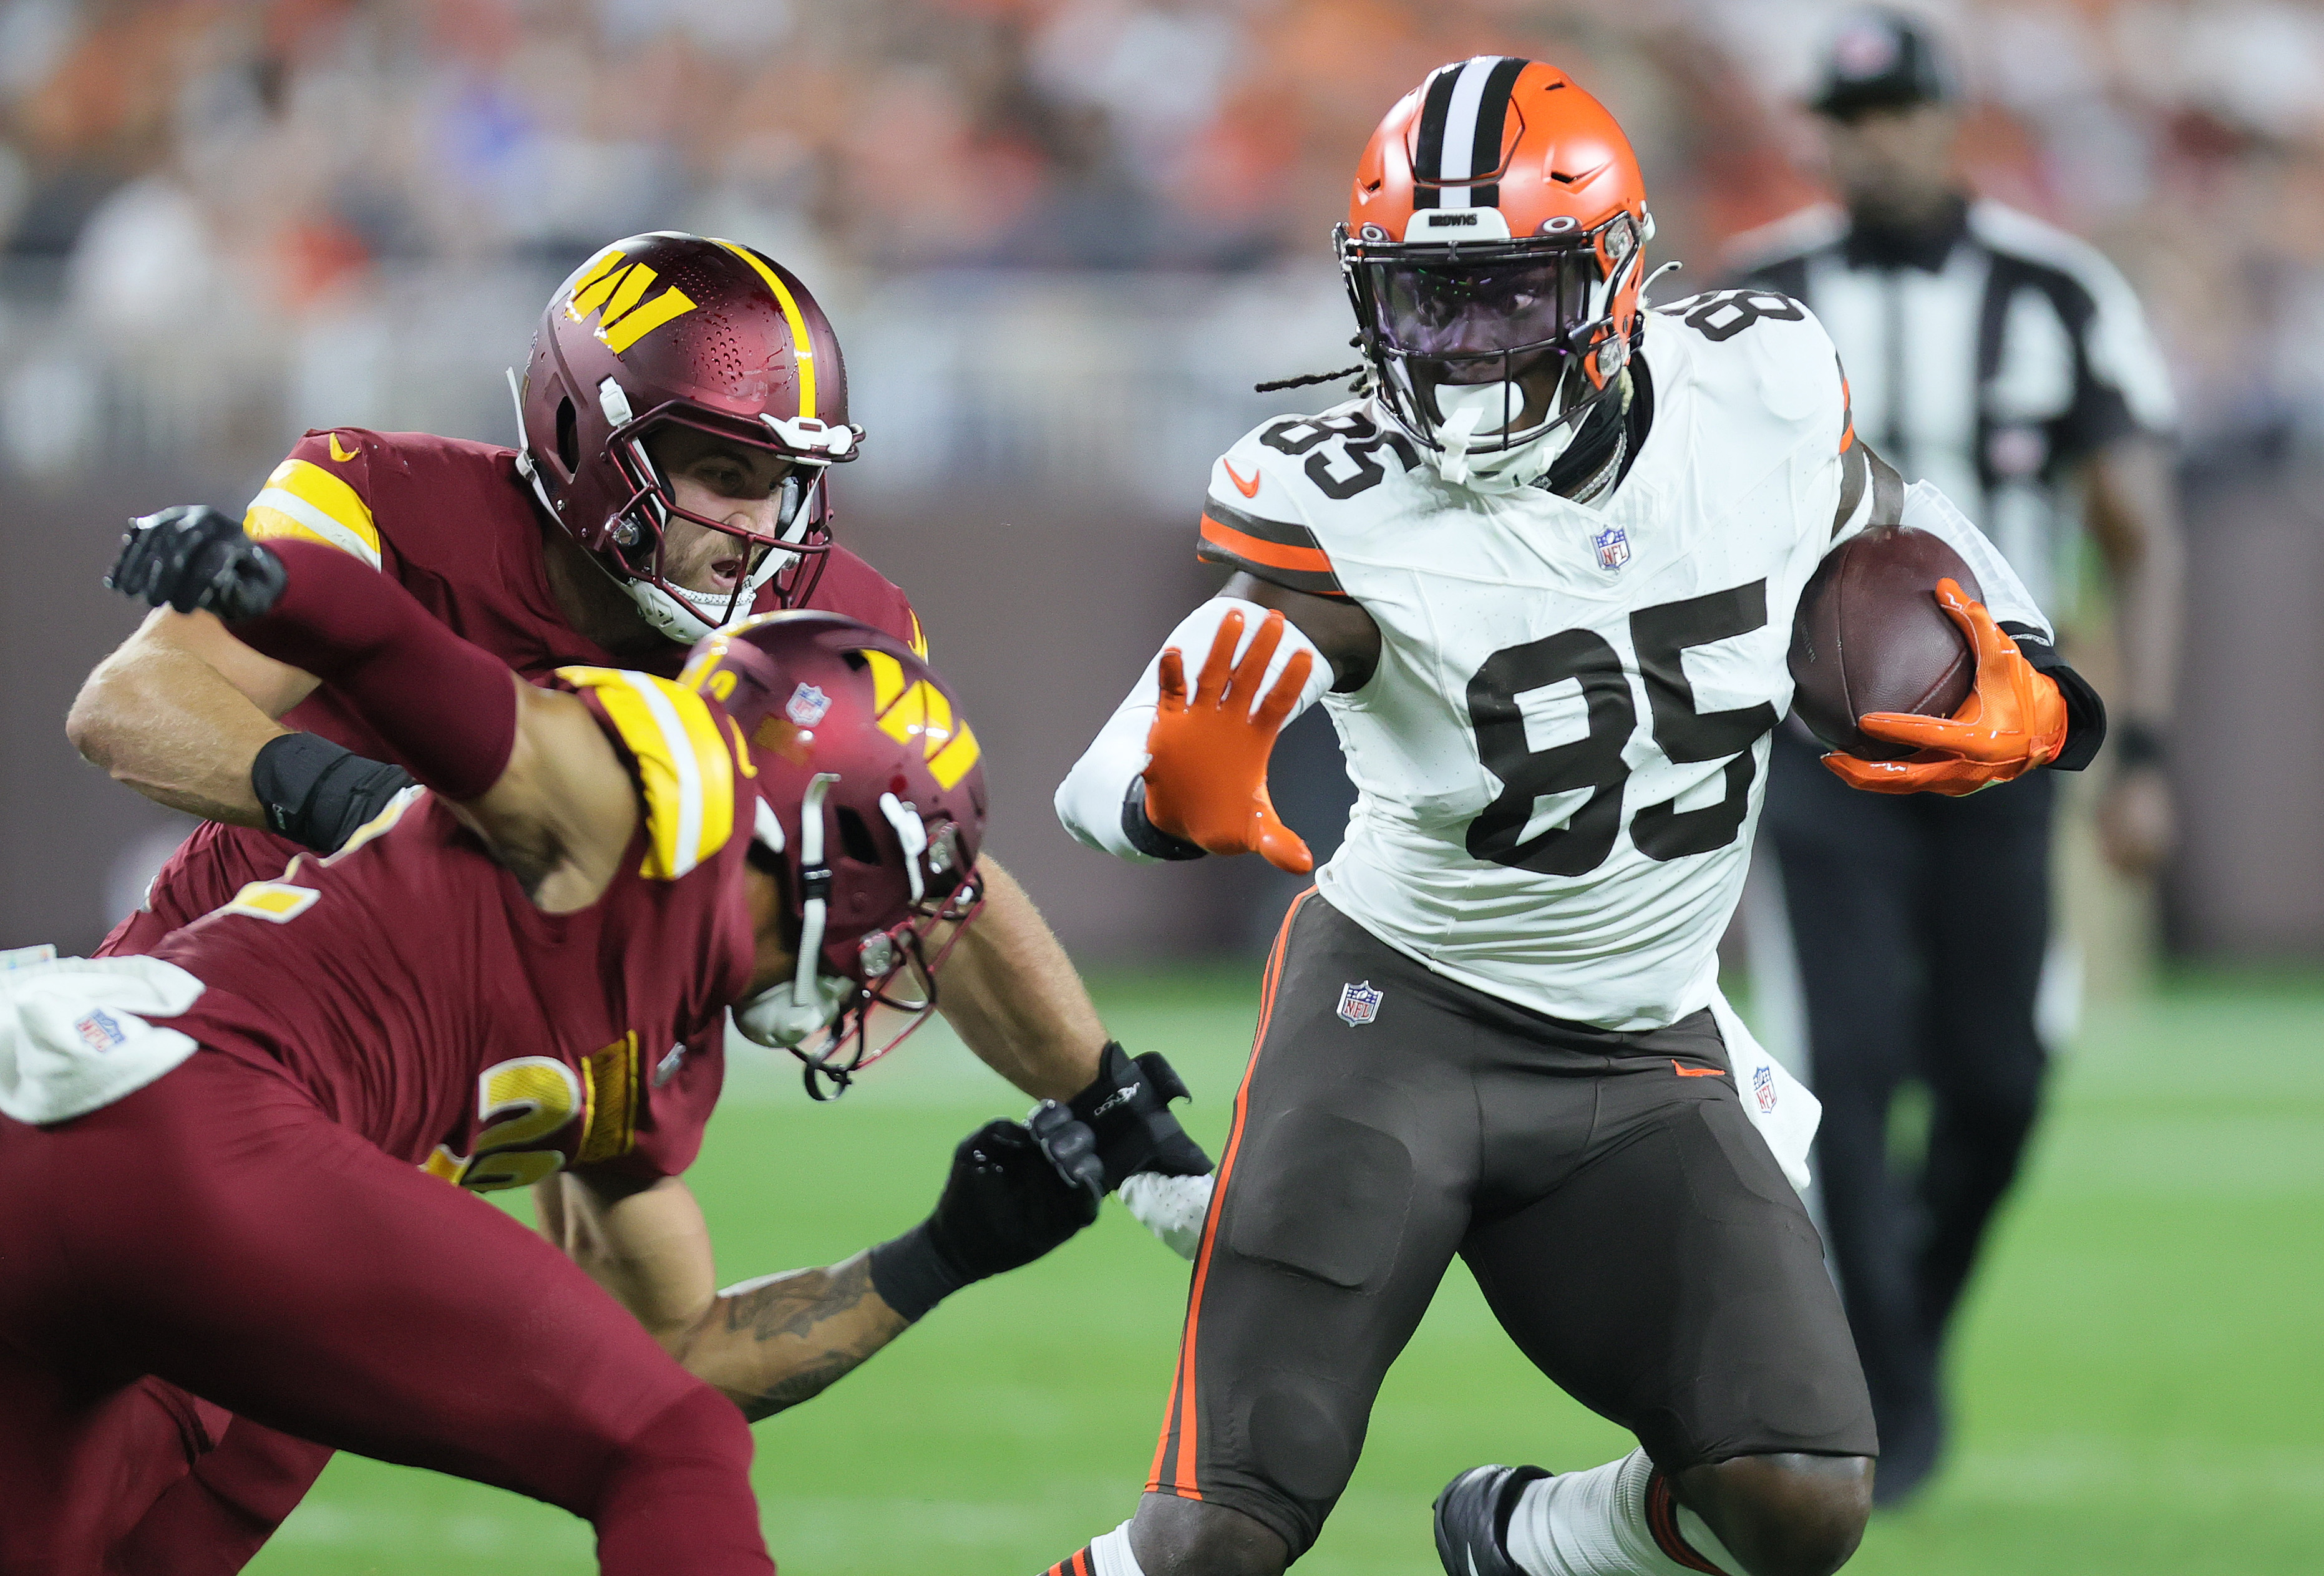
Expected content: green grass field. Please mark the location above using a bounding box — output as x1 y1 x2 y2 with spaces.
246 965 2324 1575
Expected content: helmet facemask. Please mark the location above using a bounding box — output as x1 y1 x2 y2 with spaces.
736 777 986 1101
1341 208 1645 490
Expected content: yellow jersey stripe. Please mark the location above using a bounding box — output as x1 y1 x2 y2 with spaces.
557 666 735 879
578 1034 639 1164
711 239 815 419
243 503 382 570
248 458 381 561
221 881 321 924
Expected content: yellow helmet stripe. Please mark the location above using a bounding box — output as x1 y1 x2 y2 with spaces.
711 238 816 420
926 722 981 790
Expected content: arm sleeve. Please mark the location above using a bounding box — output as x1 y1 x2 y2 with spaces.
1054 598 1331 862
228 540 518 800
1195 499 1349 600
242 430 389 573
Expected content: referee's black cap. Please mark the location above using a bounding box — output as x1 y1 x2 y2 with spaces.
1810 8 1958 119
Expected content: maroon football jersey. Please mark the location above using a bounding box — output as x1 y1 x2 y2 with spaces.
104 427 919 952
148 669 757 1185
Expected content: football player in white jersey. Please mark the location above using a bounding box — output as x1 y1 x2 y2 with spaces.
1043 57 2107 1576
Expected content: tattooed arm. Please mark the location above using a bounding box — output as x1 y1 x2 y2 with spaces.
543 1170 907 1419
697 1257 907 1421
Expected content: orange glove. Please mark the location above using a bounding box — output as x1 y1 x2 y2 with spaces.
1824 578 2069 797
1143 608 1316 873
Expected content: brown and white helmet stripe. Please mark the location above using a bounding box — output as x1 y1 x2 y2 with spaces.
1409 56 1531 213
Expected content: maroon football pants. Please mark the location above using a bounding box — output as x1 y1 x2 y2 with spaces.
97 875 343 1573
0 1048 771 1575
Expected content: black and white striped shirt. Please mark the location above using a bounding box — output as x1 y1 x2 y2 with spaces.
1727 198 2174 612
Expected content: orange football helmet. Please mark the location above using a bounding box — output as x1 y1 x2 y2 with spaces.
1339 57 1654 481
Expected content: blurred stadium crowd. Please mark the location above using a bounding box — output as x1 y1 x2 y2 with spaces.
1 0 2322 960
4 0 2324 475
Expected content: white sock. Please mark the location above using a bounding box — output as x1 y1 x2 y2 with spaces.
1089 1520 1144 1576
1503 1451 1744 1576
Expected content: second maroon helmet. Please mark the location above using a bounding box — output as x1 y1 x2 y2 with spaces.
680 611 987 1094
517 233 863 643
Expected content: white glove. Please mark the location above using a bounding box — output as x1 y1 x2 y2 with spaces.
1119 1170 1214 1262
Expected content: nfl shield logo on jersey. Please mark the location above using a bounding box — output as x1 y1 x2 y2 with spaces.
785 683 832 725
1592 524 1631 572
1336 981 1383 1026
1753 1063 1777 1113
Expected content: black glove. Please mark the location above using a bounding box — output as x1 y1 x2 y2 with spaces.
107 505 286 622
867 1107 1104 1323
1069 1041 1213 1191
251 733 419 853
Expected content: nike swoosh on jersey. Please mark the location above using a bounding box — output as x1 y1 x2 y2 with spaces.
328 433 359 464
1222 460 1262 499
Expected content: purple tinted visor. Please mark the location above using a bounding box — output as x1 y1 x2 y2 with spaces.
1359 246 1600 362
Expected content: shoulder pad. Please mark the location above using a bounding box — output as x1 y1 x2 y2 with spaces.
802 544 926 656
1197 401 1421 599
243 429 383 570
555 666 740 880
1651 290 1847 443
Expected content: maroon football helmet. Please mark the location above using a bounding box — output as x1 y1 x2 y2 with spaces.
681 611 988 1097
515 232 863 644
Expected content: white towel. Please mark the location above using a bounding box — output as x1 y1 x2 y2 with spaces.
1710 987 1821 1192
0 953 207 1125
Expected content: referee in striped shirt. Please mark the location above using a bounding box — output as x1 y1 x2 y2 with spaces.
1727 9 2184 1505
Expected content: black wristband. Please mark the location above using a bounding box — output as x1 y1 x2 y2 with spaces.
1998 625 2107 773
1122 777 1207 861
867 1221 971 1325
252 733 417 853
2111 721 2168 771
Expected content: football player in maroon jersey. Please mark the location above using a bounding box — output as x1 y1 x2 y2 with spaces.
65 234 1208 1565
0 509 1102 1573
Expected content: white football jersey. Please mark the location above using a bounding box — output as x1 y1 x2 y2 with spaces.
1184 292 2051 1030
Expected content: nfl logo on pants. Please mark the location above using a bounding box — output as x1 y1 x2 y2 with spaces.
1337 981 1383 1026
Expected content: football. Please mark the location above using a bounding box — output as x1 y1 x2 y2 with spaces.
1787 525 1985 761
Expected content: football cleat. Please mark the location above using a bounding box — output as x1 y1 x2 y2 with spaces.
1434 1463 1550 1576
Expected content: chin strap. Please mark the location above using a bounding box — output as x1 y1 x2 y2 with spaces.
878 792 929 907
792 772 839 1004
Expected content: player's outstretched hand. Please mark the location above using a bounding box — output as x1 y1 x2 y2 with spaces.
921 1109 1104 1286
1143 608 1315 873
1824 578 2068 797
107 505 288 622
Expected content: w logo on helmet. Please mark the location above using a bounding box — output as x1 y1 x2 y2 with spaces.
863 650 982 790
564 248 700 354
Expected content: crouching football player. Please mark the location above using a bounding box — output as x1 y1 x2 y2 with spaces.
1044 57 2105 1576
0 511 1099 1574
